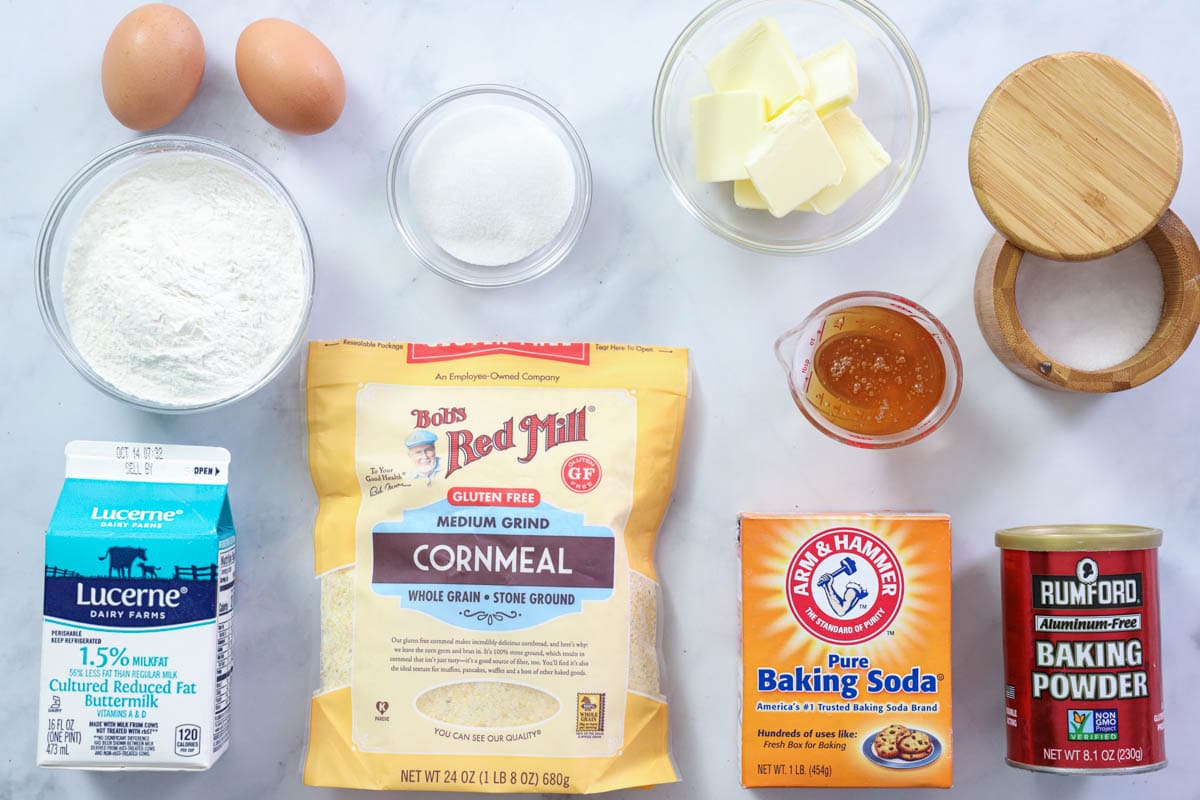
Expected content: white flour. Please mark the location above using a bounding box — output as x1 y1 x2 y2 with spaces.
64 154 307 406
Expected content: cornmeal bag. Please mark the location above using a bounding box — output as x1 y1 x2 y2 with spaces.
304 340 688 793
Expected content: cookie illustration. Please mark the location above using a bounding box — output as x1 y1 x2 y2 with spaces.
900 748 932 761
878 723 910 740
874 729 902 747
873 736 900 759
898 731 932 755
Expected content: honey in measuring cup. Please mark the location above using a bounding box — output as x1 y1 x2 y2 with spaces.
775 293 962 448
811 306 945 435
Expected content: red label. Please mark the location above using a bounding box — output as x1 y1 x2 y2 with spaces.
784 527 904 645
561 455 602 494
407 342 590 365
443 407 588 478
999 548 1165 771
446 487 541 507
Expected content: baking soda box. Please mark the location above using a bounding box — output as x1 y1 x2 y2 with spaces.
739 513 952 788
38 442 234 770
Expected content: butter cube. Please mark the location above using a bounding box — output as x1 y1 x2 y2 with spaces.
801 40 859 116
733 179 815 213
806 108 891 214
690 91 767 182
733 179 768 210
745 100 845 218
706 18 809 117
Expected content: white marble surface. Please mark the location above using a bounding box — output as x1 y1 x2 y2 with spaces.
3 1 1200 798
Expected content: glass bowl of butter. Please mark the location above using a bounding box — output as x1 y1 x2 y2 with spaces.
653 0 929 255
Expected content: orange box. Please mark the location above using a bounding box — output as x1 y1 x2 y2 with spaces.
739 513 952 788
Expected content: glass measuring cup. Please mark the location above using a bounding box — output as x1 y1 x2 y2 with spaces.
775 292 962 448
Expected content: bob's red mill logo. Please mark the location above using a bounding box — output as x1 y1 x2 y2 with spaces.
411 406 589 477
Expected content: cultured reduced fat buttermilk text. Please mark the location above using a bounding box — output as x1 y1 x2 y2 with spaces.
38 442 235 771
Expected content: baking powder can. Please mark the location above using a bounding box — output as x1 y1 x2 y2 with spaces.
996 525 1165 774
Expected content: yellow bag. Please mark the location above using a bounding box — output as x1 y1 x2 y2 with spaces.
304 340 688 793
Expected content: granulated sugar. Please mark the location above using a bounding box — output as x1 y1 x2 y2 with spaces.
1015 242 1163 371
409 105 575 266
63 153 307 406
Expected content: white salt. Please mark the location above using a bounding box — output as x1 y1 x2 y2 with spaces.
1015 242 1163 371
409 105 575 267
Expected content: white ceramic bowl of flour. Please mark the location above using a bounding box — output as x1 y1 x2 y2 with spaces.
36 135 314 412
388 85 592 288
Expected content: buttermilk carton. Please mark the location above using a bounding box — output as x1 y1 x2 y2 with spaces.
38 441 234 770
739 513 952 788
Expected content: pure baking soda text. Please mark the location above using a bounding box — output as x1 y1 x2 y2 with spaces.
740 513 952 788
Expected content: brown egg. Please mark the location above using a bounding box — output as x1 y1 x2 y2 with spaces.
101 4 205 131
235 19 345 135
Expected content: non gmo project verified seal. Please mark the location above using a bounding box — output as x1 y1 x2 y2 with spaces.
1068 709 1118 741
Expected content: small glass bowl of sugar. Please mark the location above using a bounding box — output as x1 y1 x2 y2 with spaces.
388 85 593 288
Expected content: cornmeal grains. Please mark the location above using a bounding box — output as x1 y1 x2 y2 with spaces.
318 567 354 690
628 571 663 697
304 341 688 793
415 682 560 728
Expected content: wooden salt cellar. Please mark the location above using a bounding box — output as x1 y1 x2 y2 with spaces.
969 51 1200 392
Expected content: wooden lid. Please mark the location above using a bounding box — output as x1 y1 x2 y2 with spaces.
969 52 1182 262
